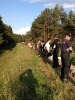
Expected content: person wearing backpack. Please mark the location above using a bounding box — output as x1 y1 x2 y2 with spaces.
52 34 61 68
60 33 72 83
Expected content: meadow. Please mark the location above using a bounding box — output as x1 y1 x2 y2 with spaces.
0 43 75 100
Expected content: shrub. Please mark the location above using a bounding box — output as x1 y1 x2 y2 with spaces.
70 54 75 65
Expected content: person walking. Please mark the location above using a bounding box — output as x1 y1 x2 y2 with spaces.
52 34 60 68
60 33 72 83
36 40 41 56
44 38 51 60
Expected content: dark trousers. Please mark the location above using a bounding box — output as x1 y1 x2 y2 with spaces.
61 53 71 79
46 50 52 58
53 51 59 68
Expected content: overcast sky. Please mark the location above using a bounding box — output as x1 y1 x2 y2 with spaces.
0 0 75 35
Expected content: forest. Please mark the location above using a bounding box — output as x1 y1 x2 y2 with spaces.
0 5 75 51
25 5 75 51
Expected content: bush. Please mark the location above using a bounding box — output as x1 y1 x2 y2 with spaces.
70 54 75 65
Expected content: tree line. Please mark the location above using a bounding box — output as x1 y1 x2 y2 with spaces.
0 4 75 51
0 16 23 52
25 4 75 51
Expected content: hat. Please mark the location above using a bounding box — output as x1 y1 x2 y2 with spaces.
66 33 71 37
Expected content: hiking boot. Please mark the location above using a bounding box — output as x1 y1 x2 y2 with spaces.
60 76 68 83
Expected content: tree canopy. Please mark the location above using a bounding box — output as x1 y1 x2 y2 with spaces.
28 5 75 43
0 4 75 51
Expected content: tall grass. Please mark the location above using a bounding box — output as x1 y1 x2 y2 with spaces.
0 43 75 100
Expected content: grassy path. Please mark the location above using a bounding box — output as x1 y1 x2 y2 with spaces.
0 43 75 100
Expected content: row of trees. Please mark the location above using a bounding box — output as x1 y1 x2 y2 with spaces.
0 16 13 45
0 4 75 50
0 16 24 51
25 5 75 50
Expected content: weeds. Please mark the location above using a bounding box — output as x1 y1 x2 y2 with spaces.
0 43 75 100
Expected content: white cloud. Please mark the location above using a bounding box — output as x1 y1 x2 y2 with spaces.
44 2 75 11
62 3 75 9
20 0 49 2
14 27 31 35
30 0 47 2
44 3 55 8
71 8 75 11
20 0 75 5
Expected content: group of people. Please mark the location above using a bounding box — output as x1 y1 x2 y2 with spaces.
36 32 72 83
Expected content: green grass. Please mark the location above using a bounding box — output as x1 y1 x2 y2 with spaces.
0 43 75 100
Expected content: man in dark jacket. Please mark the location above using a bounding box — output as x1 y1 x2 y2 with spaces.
52 34 60 68
60 33 72 83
